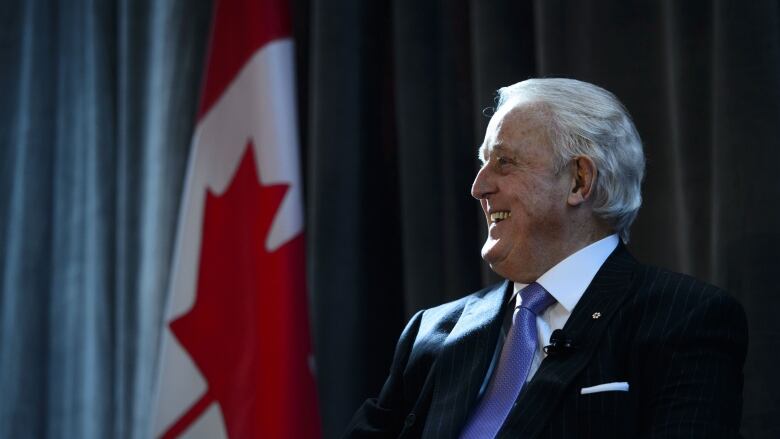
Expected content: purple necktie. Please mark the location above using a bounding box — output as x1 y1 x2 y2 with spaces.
459 282 556 438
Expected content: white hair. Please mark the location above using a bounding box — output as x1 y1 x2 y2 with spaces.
496 78 646 243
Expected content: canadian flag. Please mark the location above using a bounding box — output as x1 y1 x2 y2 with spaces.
152 0 321 437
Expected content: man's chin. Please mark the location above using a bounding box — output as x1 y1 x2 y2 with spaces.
482 247 533 282
480 245 499 266
481 250 511 279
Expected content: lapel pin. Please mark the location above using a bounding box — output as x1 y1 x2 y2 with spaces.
592 312 601 319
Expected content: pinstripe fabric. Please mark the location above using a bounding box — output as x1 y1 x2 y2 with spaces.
343 244 748 438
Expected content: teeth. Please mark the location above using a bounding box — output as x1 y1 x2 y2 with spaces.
490 211 511 223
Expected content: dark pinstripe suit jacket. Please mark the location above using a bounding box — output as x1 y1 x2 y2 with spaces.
344 245 748 438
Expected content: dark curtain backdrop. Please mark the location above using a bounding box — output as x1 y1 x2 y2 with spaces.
2 0 779 438
306 1 780 438
0 0 212 438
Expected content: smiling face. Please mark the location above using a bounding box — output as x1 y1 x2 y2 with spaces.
472 100 580 282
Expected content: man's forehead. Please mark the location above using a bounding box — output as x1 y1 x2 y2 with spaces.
479 103 551 157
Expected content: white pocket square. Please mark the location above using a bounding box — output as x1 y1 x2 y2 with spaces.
580 381 629 395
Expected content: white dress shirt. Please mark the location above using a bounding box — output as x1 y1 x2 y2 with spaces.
478 234 619 396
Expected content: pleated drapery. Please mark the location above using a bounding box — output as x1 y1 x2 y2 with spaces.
1 1 779 438
306 1 780 437
0 1 212 437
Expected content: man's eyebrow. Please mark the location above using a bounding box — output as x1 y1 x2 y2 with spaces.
477 144 487 161
478 143 510 161
488 144 512 155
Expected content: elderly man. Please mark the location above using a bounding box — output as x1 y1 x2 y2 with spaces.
344 78 747 438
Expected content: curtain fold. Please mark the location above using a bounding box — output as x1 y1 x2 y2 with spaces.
0 1 212 437
393 0 483 313
2 1 779 438
307 1 406 435
308 1 780 438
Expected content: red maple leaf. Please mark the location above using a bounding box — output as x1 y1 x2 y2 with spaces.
163 144 320 438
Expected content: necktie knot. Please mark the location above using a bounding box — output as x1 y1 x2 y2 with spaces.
519 282 555 315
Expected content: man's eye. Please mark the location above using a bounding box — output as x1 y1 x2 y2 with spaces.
497 156 511 165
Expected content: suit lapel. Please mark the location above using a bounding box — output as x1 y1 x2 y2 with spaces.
498 244 637 438
422 281 510 439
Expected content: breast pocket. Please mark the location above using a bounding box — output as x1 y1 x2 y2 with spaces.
577 390 635 438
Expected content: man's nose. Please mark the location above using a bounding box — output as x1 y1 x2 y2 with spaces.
471 165 495 200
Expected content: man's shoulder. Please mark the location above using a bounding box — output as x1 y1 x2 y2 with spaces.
622 262 746 337
421 281 508 321
604 244 739 311
631 263 738 306
403 281 508 347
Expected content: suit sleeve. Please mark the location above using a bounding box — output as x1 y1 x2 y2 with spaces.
640 291 749 438
342 310 425 438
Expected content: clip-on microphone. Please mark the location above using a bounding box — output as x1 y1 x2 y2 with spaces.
543 329 576 356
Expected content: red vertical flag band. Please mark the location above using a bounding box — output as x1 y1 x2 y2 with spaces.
153 0 320 437
198 0 291 119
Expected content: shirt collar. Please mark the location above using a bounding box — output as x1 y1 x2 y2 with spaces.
512 234 619 312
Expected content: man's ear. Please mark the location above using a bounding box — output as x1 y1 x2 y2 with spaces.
567 156 597 206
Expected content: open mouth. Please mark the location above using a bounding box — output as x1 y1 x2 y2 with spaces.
490 211 511 223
